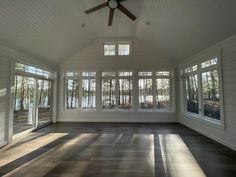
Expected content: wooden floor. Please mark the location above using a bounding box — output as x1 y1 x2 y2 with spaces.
0 123 236 177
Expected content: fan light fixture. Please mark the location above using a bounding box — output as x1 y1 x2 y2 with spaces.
108 0 118 9
85 0 137 26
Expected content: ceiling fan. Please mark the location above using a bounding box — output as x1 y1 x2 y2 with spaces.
85 0 137 26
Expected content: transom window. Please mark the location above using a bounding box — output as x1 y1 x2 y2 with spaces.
104 44 116 56
118 44 130 56
103 42 131 56
15 62 54 79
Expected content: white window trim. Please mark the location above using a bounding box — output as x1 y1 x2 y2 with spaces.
101 70 134 112
64 69 174 113
138 71 173 112
103 41 132 56
182 51 225 128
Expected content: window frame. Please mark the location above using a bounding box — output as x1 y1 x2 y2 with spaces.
117 71 134 111
103 41 132 56
183 54 224 126
64 72 80 111
155 71 172 111
118 42 131 56
81 72 97 111
103 42 116 56
64 71 97 112
101 70 134 112
64 69 173 113
137 71 172 112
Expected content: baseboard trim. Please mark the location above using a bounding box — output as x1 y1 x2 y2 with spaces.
180 121 236 151
0 141 8 149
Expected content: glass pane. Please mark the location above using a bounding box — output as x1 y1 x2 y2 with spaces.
156 79 170 110
104 44 116 56
102 79 116 109
66 72 79 77
66 79 79 109
82 72 96 77
13 75 34 134
82 79 96 109
15 62 53 79
37 80 52 126
102 72 116 77
201 58 218 68
202 70 220 119
118 44 130 56
118 79 132 109
138 72 152 76
156 71 170 76
185 74 199 114
139 79 153 109
185 65 198 73
118 72 132 76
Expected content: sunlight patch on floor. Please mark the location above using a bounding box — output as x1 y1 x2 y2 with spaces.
159 134 206 177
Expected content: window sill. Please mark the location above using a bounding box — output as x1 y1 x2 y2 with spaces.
64 109 174 114
183 112 224 130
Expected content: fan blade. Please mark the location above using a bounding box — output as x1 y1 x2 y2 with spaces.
118 4 136 21
108 9 115 26
85 2 107 14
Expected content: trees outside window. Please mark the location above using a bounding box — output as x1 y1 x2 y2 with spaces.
102 79 116 109
202 70 220 119
183 57 222 121
156 78 170 110
139 78 153 110
185 74 199 114
82 79 96 110
65 79 79 109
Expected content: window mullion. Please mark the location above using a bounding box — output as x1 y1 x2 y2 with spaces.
115 75 119 110
133 70 139 111
153 72 157 111
79 75 83 111
198 70 203 116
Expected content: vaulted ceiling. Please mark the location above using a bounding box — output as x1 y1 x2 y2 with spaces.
0 0 236 64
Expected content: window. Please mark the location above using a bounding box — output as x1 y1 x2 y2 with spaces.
185 74 199 114
118 72 133 109
138 72 153 110
183 57 222 121
138 72 152 76
155 71 171 110
102 78 116 109
103 42 131 56
65 71 96 110
64 70 173 112
201 58 217 68
202 70 220 120
118 44 130 56
185 65 198 73
65 79 79 109
81 72 96 110
102 72 116 77
15 62 54 79
104 44 116 56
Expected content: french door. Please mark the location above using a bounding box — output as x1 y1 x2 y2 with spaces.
13 75 53 135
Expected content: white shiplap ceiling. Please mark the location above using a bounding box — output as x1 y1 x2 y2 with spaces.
0 0 236 63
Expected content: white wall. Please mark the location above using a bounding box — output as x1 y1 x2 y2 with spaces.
178 34 236 150
0 45 57 147
59 37 177 122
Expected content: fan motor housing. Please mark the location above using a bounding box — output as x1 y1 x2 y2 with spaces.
108 0 119 9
